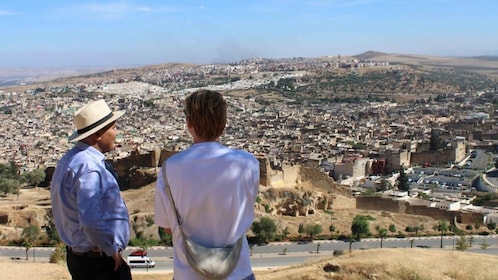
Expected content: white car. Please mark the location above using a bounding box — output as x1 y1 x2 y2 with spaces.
127 255 155 268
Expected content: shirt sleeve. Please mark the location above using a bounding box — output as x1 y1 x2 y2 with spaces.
250 155 261 199
154 170 171 229
76 170 117 256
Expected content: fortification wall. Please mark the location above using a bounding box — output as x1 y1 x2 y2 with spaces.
300 165 336 191
458 212 485 225
406 205 457 221
411 149 455 165
356 196 485 225
355 196 401 213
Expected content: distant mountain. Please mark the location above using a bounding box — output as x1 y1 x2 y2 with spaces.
349 51 498 79
471 55 498 61
3 51 498 87
0 67 116 86
353 50 387 60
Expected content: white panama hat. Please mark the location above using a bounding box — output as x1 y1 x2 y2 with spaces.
68 99 125 142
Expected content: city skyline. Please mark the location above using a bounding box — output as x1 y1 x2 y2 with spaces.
1 0 497 69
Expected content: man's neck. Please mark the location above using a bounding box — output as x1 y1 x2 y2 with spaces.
192 137 219 144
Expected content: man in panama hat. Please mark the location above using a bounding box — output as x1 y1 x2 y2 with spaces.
51 99 132 280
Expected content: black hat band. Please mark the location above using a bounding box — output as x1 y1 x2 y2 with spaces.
77 112 114 134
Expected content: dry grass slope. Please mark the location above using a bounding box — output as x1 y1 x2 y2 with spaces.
2 248 497 280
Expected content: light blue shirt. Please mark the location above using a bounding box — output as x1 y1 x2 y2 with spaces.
51 142 130 256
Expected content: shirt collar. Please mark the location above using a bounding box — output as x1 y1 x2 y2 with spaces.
75 141 106 162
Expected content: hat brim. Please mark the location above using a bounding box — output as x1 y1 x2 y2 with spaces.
68 110 125 142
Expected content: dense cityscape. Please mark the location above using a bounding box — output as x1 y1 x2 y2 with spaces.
1 54 498 216
1 54 498 277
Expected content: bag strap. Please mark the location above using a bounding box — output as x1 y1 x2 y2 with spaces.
161 163 183 228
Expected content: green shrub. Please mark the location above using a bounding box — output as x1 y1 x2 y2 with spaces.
405 226 415 232
49 245 66 264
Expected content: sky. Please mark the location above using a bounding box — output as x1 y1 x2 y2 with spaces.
1 0 497 69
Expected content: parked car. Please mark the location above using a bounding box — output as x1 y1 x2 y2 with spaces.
129 249 147 256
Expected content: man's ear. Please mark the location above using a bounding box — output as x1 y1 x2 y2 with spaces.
94 131 103 140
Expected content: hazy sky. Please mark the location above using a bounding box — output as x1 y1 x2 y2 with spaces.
1 0 497 69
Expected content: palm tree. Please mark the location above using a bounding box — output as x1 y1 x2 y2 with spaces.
433 220 449 248
377 228 387 248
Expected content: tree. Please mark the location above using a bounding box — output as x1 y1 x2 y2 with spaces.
413 225 424 236
329 224 336 238
430 129 444 150
7 161 20 179
351 215 371 241
22 169 46 187
281 226 290 241
21 224 40 260
376 227 387 248
157 227 172 246
0 161 21 197
388 224 396 234
304 224 323 241
43 213 60 245
377 179 390 192
433 220 449 248
251 217 277 243
487 222 496 230
0 178 20 195
298 223 304 238
348 235 355 253
136 237 155 253
397 167 409 191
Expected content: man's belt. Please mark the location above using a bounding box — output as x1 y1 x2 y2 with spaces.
67 246 107 258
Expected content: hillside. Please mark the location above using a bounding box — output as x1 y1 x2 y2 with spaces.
2 51 498 101
355 51 498 79
0 181 443 245
1 248 497 280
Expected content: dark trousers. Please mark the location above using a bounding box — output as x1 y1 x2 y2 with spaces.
66 247 132 280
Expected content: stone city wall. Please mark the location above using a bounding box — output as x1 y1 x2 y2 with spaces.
356 196 485 225
300 165 337 191
458 212 485 225
355 196 401 213
405 204 458 221
410 149 456 166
